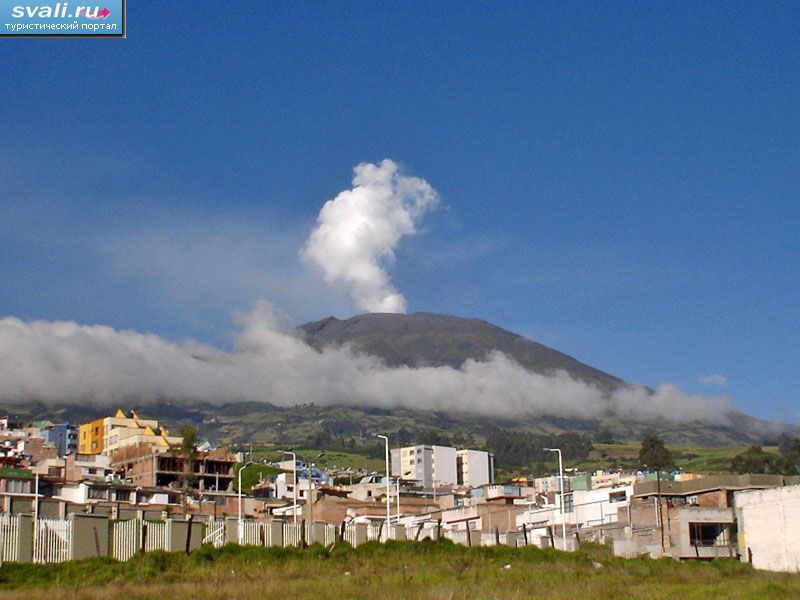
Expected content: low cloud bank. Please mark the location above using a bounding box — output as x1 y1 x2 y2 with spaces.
0 302 733 424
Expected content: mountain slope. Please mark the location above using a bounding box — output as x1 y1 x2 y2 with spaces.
299 312 625 391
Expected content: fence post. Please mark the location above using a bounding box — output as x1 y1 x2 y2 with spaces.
355 523 367 547
185 515 194 554
268 520 283 547
68 514 109 560
469 530 482 547
17 514 32 563
224 517 238 545
391 524 406 541
312 522 325 545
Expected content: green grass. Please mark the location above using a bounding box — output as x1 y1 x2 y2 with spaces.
494 444 777 481
586 444 779 474
1 541 798 599
249 447 386 475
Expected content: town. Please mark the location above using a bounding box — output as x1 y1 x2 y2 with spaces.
0 409 797 573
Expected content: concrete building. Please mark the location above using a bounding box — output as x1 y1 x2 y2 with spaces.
615 474 800 560
31 422 78 457
112 444 236 492
390 446 495 488
390 445 461 487
78 409 181 456
735 484 800 572
456 449 494 487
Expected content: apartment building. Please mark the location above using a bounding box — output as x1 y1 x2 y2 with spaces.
456 449 494 487
78 409 182 456
391 445 494 488
112 443 236 492
391 445 458 487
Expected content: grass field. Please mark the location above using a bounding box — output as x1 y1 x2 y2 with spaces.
584 444 777 474
1 541 798 600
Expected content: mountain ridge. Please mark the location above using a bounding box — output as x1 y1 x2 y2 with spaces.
299 312 626 392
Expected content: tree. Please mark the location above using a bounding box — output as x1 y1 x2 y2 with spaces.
638 435 675 472
731 445 793 475
178 425 199 496
179 425 199 453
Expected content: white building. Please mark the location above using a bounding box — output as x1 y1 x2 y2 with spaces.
735 484 800 572
391 445 458 487
456 449 494 488
517 484 632 530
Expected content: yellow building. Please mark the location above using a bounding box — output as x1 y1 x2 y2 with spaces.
77 409 182 457
78 417 105 454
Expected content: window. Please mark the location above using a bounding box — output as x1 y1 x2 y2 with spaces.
116 490 131 502
563 493 575 513
6 480 29 494
689 523 729 547
88 487 108 500
609 491 626 503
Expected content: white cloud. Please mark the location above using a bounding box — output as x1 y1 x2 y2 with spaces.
301 159 438 313
699 373 728 387
0 302 734 425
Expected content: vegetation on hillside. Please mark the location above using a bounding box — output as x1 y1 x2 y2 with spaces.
1 540 798 600
730 435 800 475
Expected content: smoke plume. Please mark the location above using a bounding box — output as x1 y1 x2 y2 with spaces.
0 303 734 424
302 159 438 313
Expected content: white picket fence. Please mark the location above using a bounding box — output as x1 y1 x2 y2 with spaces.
283 522 303 547
112 518 139 561
111 519 170 561
0 514 541 565
203 519 226 548
443 529 469 545
144 521 169 552
34 518 72 564
0 514 20 564
366 522 388 543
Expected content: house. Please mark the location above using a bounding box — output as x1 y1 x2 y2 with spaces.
616 474 800 560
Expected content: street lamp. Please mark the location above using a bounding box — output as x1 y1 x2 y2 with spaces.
278 450 298 525
375 434 391 526
544 448 567 551
237 460 254 545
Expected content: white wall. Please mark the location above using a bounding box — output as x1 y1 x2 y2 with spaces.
458 450 493 487
572 485 631 527
736 484 800 572
432 446 457 486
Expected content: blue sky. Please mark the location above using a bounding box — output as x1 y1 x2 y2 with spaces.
0 2 798 420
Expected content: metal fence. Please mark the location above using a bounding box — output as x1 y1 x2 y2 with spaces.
203 519 226 548
282 522 301 547
34 518 72 564
0 514 20 564
112 518 139 561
